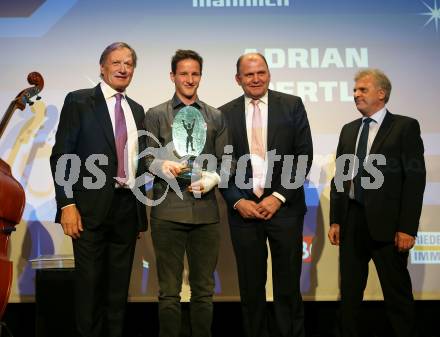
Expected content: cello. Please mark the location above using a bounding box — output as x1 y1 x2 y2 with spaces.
0 72 44 319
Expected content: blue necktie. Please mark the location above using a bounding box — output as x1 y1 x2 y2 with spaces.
354 118 373 204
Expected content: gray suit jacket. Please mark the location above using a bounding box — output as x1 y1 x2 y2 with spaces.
145 95 229 224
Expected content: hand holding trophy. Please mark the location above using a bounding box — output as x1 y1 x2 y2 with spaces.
171 106 207 189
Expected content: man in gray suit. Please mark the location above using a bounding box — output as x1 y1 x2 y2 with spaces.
144 49 229 337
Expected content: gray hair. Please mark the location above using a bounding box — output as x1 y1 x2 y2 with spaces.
355 68 392 103
99 42 137 68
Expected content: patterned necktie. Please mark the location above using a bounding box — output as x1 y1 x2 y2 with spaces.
354 117 373 203
251 99 265 197
114 93 128 184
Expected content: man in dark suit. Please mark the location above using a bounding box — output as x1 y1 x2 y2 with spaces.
219 53 313 337
50 42 147 337
145 50 229 337
328 69 426 337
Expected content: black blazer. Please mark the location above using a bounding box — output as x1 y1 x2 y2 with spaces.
50 85 147 231
219 89 313 220
330 111 426 241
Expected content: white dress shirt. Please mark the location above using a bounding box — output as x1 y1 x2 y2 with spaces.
101 81 139 189
243 93 286 203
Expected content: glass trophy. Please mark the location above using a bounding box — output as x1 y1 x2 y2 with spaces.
172 106 207 188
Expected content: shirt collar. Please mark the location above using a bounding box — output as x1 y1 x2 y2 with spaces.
363 106 387 125
100 81 126 100
171 94 202 110
244 91 268 108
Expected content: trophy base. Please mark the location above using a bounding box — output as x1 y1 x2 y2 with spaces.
176 169 201 190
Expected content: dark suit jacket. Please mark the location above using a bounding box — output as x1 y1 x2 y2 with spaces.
219 89 313 221
50 85 147 232
330 111 426 241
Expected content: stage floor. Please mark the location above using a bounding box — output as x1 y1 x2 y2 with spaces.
2 301 440 337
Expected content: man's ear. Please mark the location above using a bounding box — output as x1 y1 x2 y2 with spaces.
235 74 241 86
170 71 175 83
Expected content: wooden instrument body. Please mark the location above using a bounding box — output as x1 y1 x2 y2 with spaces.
0 72 43 319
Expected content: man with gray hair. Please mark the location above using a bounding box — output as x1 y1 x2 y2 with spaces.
328 68 426 336
50 42 147 337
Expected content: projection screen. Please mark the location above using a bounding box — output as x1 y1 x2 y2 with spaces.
0 0 439 302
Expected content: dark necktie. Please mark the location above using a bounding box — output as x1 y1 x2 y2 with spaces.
354 117 373 204
115 93 128 184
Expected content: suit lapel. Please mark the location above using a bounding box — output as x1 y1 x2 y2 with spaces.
341 120 362 193
126 97 142 131
93 85 116 155
347 119 362 155
235 96 250 154
267 90 279 151
126 97 146 176
370 110 394 154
